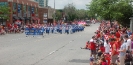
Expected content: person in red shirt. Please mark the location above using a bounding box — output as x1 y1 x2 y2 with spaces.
80 41 90 49
8 23 12 29
115 30 120 38
14 24 18 28
14 24 18 33
96 32 101 39
110 38 119 63
7 23 12 33
90 41 96 51
99 57 108 65
100 44 105 53
105 54 111 65
90 36 97 59
116 38 121 50
109 32 115 39
109 41 113 49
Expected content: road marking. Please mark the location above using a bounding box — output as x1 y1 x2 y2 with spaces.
49 51 55 55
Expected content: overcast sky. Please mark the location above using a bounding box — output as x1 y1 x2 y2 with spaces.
48 0 92 9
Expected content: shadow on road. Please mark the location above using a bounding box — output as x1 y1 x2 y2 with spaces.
69 59 90 63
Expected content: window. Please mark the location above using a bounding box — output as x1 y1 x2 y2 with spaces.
13 3 16 11
0 2 8 6
18 4 22 13
28 6 31 11
27 6 31 17
35 8 38 14
39 0 44 7
18 4 21 10
23 5 26 12
31 7 34 14
44 13 47 17
23 5 27 17
43 20 47 23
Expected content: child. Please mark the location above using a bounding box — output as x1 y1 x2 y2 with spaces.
81 41 90 49
99 43 105 53
110 63 114 65
90 57 94 65
97 50 103 59
0 28 6 35
93 62 98 65
101 57 108 65
104 54 111 65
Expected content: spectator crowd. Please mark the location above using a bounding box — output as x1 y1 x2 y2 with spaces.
82 21 133 65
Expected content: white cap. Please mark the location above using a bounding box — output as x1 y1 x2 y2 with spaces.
90 39 94 42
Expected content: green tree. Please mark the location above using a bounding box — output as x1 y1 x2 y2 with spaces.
87 0 132 27
64 3 77 21
76 9 88 20
55 10 62 21
115 0 132 27
0 5 10 20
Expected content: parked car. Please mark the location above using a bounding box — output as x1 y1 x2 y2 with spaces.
85 20 91 26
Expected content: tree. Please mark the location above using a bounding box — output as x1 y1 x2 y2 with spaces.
0 5 10 20
87 0 132 27
76 9 88 20
64 3 77 21
115 0 132 27
55 10 62 21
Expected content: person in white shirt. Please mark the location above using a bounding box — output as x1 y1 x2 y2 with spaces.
104 40 110 54
127 38 131 51
124 34 132 51
118 37 126 65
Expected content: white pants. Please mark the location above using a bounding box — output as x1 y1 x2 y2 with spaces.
119 55 125 65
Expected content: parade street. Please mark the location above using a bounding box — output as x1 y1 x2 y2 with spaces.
0 23 99 65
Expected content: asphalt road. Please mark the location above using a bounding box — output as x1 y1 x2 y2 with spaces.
0 23 99 65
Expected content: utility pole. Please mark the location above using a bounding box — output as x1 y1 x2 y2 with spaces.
53 0 55 23
130 0 133 32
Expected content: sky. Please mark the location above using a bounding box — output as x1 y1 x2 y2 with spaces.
48 0 92 9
